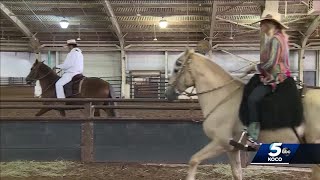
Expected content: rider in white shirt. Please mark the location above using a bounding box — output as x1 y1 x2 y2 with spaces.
55 39 84 98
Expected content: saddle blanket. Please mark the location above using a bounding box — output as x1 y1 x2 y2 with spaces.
63 74 85 97
239 74 303 130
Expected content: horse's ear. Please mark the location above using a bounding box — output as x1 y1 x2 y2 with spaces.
41 60 45 63
185 48 195 56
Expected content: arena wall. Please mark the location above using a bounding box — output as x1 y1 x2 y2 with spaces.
0 120 228 164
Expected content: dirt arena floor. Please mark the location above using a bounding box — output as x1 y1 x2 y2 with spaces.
0 161 312 180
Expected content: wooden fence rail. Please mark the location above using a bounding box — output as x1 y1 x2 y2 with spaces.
0 98 198 103
0 105 201 110
0 117 203 122
0 98 202 163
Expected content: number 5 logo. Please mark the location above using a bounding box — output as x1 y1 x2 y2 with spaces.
268 143 282 157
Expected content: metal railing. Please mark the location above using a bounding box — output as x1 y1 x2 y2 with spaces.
0 77 33 86
127 76 168 99
100 76 122 97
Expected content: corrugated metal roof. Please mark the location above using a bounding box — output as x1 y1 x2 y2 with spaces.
0 0 318 43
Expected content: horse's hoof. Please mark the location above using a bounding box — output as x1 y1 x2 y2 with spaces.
186 177 195 180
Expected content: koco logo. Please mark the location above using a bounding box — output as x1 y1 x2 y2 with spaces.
269 143 283 157
268 143 284 162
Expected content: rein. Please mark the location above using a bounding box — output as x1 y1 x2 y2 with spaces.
182 79 236 96
37 70 61 97
39 80 57 98
38 70 53 80
169 54 242 119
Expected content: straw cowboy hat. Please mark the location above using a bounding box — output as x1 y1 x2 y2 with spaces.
254 11 289 29
66 39 77 45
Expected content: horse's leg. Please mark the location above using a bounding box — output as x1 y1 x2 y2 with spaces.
312 165 320 180
186 141 226 180
94 109 100 117
307 138 320 180
103 108 115 117
35 108 51 116
59 110 66 117
227 150 242 180
102 102 116 117
310 139 320 180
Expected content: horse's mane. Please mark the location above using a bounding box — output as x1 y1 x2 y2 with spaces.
191 51 245 84
39 62 56 74
36 62 60 79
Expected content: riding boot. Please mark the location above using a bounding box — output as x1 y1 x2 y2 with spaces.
245 122 262 151
247 122 260 141
229 122 262 151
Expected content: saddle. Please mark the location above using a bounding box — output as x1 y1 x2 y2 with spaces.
63 74 85 97
239 74 303 130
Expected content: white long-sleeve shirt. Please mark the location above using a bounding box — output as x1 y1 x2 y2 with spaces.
57 48 84 74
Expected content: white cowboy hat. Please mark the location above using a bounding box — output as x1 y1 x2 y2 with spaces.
66 39 77 45
254 11 289 29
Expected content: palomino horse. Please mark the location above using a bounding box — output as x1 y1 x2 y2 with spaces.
26 59 116 117
165 49 320 180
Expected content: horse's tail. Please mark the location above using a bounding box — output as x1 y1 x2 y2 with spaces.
105 84 118 117
108 84 116 98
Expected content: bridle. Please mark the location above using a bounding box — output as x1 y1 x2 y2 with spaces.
38 70 53 80
169 53 241 119
29 64 61 97
28 63 53 82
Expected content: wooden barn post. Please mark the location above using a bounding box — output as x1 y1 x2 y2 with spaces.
81 102 94 162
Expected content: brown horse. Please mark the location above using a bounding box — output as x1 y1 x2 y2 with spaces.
25 59 116 117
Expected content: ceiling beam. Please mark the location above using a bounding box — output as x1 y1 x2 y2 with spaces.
0 2 40 51
208 1 218 57
209 1 218 41
111 1 258 8
0 1 258 8
216 17 259 30
0 2 101 8
102 0 124 48
298 15 320 82
302 15 320 46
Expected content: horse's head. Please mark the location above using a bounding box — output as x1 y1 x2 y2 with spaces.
166 48 196 100
26 59 51 84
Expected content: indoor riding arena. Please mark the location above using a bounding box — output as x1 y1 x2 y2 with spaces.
0 1 319 180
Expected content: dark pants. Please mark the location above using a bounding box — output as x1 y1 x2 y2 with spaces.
248 85 272 123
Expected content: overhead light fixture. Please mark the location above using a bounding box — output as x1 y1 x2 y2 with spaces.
77 23 81 40
316 29 319 37
153 24 157 41
159 18 168 29
59 19 69 29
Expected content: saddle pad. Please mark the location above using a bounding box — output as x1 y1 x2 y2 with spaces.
63 75 85 97
239 74 303 130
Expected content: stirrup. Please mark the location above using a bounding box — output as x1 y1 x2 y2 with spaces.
230 139 261 152
229 130 261 152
